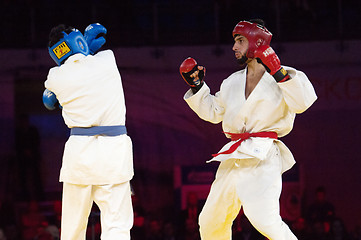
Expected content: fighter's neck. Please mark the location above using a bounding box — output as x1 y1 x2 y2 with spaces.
245 60 265 99
246 60 265 82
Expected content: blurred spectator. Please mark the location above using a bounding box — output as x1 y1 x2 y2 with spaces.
178 192 201 240
291 217 312 240
0 228 6 240
44 200 62 236
20 201 46 240
306 186 335 224
51 200 62 229
34 223 56 240
15 114 44 201
44 224 59 240
232 211 265 240
0 198 17 240
309 220 332 240
163 222 178 240
329 218 352 240
131 194 146 240
146 218 163 240
351 224 361 240
86 205 101 240
42 201 61 240
183 218 200 240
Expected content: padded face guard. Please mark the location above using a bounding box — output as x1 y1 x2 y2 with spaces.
48 29 89 65
232 21 272 58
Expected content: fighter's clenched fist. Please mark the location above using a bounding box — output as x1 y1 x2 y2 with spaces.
42 89 60 110
84 23 107 55
254 45 290 82
179 57 205 92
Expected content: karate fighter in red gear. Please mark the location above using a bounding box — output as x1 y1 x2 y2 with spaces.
180 19 317 240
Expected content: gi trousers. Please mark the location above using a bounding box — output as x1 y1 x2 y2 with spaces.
199 143 297 240
61 181 133 240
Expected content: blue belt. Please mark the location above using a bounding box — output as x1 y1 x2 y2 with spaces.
70 125 127 136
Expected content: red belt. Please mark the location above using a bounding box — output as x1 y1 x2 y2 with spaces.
212 131 278 157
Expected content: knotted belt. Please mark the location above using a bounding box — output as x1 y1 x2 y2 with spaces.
212 131 278 157
70 125 127 136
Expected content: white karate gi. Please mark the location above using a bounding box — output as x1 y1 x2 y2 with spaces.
184 66 317 240
45 50 134 240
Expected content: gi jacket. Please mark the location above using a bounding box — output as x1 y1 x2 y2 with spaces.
184 66 317 173
45 50 133 184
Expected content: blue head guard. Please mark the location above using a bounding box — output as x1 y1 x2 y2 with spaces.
48 29 89 65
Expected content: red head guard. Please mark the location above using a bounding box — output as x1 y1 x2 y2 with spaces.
232 21 272 58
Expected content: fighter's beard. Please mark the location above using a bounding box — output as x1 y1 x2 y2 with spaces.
236 53 248 67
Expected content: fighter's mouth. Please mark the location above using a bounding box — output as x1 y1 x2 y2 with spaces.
235 52 242 58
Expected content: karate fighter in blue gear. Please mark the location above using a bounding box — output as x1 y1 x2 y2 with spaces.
43 23 134 240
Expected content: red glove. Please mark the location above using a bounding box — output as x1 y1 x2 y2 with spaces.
179 57 205 90
254 45 290 82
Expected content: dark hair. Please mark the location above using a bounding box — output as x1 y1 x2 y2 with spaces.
48 24 74 48
249 18 266 27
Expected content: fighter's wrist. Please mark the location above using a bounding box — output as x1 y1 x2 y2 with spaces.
272 67 290 82
191 82 204 94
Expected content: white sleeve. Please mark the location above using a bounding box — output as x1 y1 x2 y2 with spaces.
278 67 317 113
183 82 225 124
44 67 58 93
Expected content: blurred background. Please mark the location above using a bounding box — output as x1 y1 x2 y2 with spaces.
1 0 361 239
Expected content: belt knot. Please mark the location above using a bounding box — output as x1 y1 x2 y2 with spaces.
212 131 278 157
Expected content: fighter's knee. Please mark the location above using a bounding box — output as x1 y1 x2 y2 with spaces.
199 210 217 236
248 216 296 240
198 210 208 228
249 214 281 231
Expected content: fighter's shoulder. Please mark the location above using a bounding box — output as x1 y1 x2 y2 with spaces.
229 69 245 78
283 65 296 72
45 65 64 89
93 49 117 65
223 69 245 84
47 66 61 79
282 65 308 79
218 70 244 92
94 49 115 58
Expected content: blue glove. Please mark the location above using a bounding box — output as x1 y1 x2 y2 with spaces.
84 23 107 54
43 89 60 110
